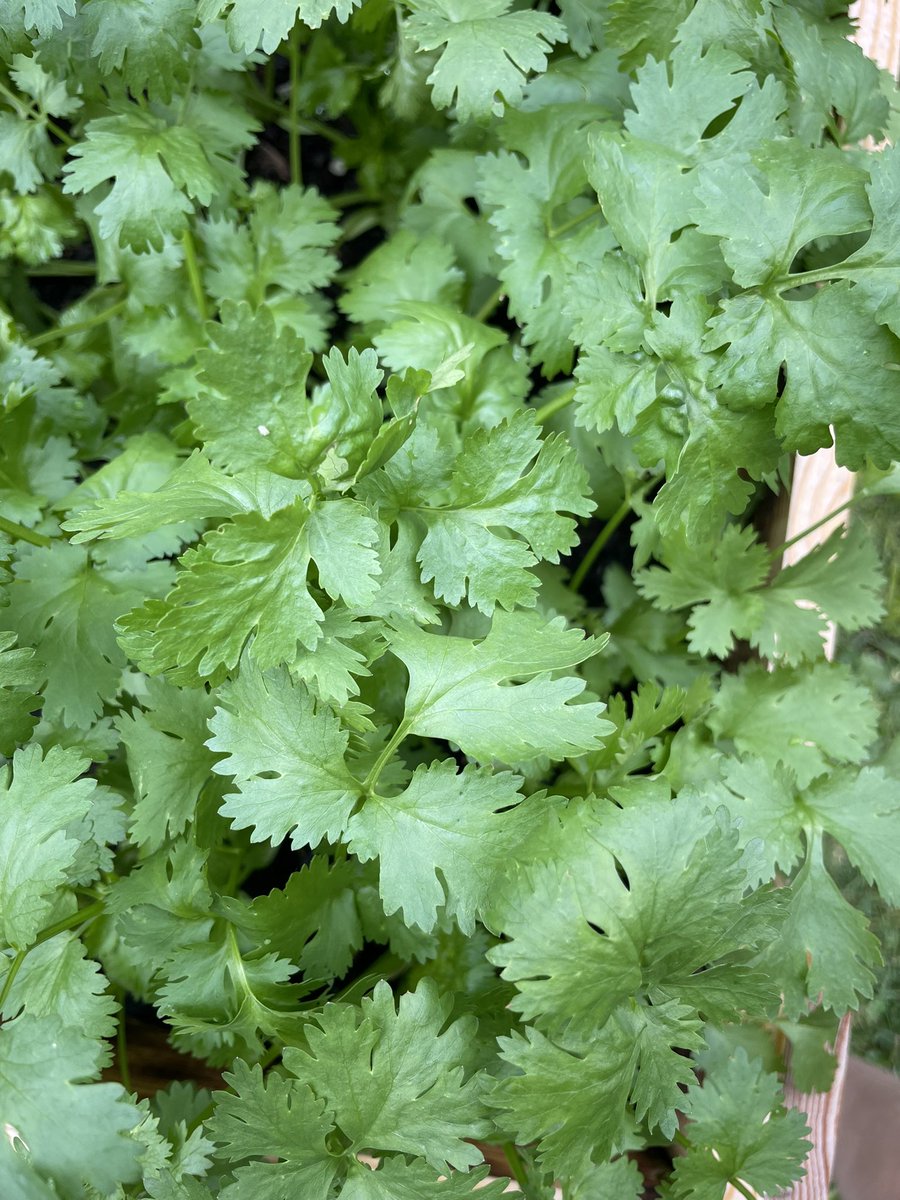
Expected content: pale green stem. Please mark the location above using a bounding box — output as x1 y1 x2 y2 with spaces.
532 386 576 424
0 514 52 548
181 228 208 321
27 299 127 347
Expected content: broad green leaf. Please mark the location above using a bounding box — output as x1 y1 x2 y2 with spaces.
0 745 98 948
0 1016 142 1198
389 610 611 763
117 679 218 850
406 0 567 122
209 660 361 849
284 980 488 1171
669 1049 809 1200
348 760 541 933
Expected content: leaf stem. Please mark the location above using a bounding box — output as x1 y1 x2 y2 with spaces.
35 900 105 944
532 386 576 424
117 997 133 1093
502 1142 546 1200
0 900 105 1016
548 202 603 240
0 950 27 1014
288 31 302 186
181 228 208 322
45 116 74 147
362 721 409 794
0 514 52 548
26 261 98 277
27 298 127 347
472 282 505 324
571 476 659 593
770 490 862 560
730 1179 759 1200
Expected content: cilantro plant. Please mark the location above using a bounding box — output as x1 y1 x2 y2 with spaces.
1 2 899 1198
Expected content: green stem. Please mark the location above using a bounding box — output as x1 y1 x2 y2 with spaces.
571 496 632 591
548 202 603 240
45 116 74 146
0 950 27 1014
36 900 105 944
770 491 861 560
27 298 127 347
0 514 52 548
288 32 302 186
502 1142 546 1200
181 228 208 322
473 282 505 324
0 79 27 117
117 997 133 1093
729 1179 759 1200
334 951 406 1007
571 475 660 592
532 386 576 424
771 266 843 292
26 261 97 277
362 721 409 794
0 900 105 1017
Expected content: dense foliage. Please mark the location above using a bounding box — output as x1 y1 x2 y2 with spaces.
1 1 899 1196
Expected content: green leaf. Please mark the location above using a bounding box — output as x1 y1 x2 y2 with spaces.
228 856 365 982
694 142 870 287
206 1059 336 1197
492 1024 635 1181
0 629 41 754
189 302 314 476
62 111 220 252
208 659 362 848
123 500 324 679
768 837 881 1017
82 0 201 103
0 745 98 948
669 1048 809 1200
388 610 612 763
0 0 75 35
708 661 879 788
284 980 487 1170
0 1016 142 1198
117 678 219 850
406 0 567 121
206 0 363 54
348 760 541 933
409 412 593 613
340 1157 508 1200
0 933 118 1045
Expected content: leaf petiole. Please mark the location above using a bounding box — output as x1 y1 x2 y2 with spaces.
0 514 52 548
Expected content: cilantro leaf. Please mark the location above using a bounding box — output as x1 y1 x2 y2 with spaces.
0 629 41 754
493 1024 636 1181
4 542 171 724
708 661 879 788
388 610 611 764
117 679 219 850
284 980 487 1171
208 659 362 849
0 1016 142 1198
82 0 201 103
62 111 220 252
0 745 99 948
348 760 541 933
669 1048 810 1200
0 933 118 1046
406 0 567 121
408 412 593 613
